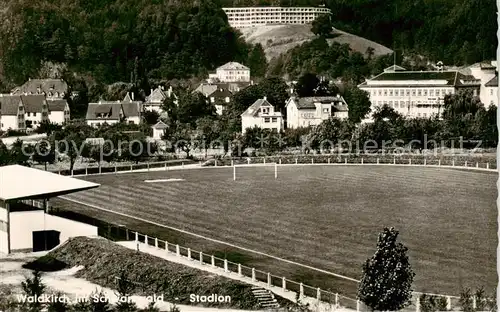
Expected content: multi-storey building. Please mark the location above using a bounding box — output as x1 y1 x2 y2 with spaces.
10 79 69 100
143 86 177 113
285 95 349 129
358 65 481 120
465 61 497 108
0 94 70 131
222 6 331 28
194 81 252 115
86 93 141 127
208 62 250 83
241 97 283 134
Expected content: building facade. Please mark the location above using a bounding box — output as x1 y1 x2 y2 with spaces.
241 97 283 134
86 100 141 127
285 95 349 129
358 66 481 120
143 86 177 113
0 94 69 131
222 6 331 28
208 62 250 83
466 61 497 108
10 79 68 100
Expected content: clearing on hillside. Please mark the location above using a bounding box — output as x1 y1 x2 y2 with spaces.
239 25 393 61
52 165 497 298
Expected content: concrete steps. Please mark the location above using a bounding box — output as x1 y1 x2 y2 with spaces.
251 286 280 309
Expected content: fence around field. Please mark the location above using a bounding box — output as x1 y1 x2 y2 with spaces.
49 154 496 177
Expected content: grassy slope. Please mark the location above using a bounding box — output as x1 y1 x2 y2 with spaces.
239 25 393 61
24 237 297 310
52 166 497 297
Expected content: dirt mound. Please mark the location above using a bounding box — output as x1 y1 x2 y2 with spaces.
240 24 392 61
25 237 265 309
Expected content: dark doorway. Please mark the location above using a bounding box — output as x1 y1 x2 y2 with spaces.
32 230 60 252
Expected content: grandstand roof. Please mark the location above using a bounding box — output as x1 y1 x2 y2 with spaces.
0 165 100 201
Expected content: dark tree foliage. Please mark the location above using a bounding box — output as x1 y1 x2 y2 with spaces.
311 13 333 37
358 227 415 311
0 0 253 84
247 43 268 78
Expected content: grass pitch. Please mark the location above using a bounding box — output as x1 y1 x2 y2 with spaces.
52 165 497 297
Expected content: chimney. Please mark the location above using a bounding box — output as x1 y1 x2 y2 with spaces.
337 94 340 98
131 92 134 101
151 88 154 95
263 96 267 101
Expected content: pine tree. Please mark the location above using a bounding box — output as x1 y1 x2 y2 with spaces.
357 227 415 311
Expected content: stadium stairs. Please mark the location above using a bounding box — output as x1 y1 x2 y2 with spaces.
251 286 280 309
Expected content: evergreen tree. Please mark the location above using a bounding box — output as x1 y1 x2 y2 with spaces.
357 227 415 311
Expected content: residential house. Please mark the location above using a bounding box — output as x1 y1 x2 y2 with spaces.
0 94 64 131
47 100 71 124
143 86 178 113
241 97 283 134
194 82 252 115
465 61 497 107
358 65 481 120
151 121 169 140
208 62 250 83
285 95 349 129
85 94 141 127
10 79 68 100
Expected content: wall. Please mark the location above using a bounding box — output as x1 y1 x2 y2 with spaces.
87 119 120 127
1 115 19 131
49 111 65 124
0 203 8 254
9 210 97 252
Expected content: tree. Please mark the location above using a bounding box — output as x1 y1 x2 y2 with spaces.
195 116 220 158
357 227 415 311
311 14 333 37
247 43 268 78
21 270 46 312
33 139 56 170
114 269 138 312
47 292 70 312
295 73 320 97
419 294 448 312
343 87 371 123
10 139 31 166
0 141 11 165
53 121 94 172
142 110 160 125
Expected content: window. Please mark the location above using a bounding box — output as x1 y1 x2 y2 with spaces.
378 90 382 96
441 89 446 95
401 102 406 108
33 121 37 125
33 112 37 117
272 117 277 122
418 113 421 117
429 90 434 96
423 89 428 96
383 90 387 96
417 90 422 96
389 101 393 106
264 117 270 123
423 113 426 117
436 90 440 96
323 108 329 113
412 90 416 96
27 112 31 117
389 89 393 96
406 89 410 96
383 101 387 105
490 89 494 96
378 101 382 105
395 89 399 96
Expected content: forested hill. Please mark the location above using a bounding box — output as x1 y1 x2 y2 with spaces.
217 0 497 66
0 0 258 85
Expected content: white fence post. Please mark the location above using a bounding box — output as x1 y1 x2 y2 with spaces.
155 238 158 248
356 299 360 312
438 159 441 166
446 296 451 310
237 264 242 276
199 252 203 264
487 162 490 169
267 273 271 288
165 241 168 251
452 159 455 166
130 165 133 172
393 157 396 164
215 160 217 167
187 248 191 260
182 162 184 168
345 158 347 164
275 163 277 179
295 158 298 164
299 283 304 299
282 277 286 291
247 158 250 165
231 159 234 167
361 158 364 164
263 157 266 164
251 268 256 282
328 158 331 164
409 158 412 165
465 161 468 167
115 165 117 173
416 296 420 312
476 162 479 168
85 167 88 175
135 232 138 242
311 158 314 164
472 296 477 309
224 259 228 272
98 166 101 174
279 158 282 165
377 158 379 164
165 162 167 170
424 158 427 166
335 293 338 306
316 288 321 301
145 235 148 244
176 244 180 257
211 255 215 267
233 166 236 181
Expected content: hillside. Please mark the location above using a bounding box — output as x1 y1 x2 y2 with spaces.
240 25 392 61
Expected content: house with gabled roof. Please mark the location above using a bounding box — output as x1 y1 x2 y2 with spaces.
285 95 348 129
358 65 481 120
0 94 68 131
241 96 283 134
10 79 68 100
85 96 141 127
143 86 177 113
151 121 169 140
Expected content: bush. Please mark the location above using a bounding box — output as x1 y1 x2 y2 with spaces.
23 255 68 272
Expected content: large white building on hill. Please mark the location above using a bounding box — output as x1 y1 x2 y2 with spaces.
358 65 482 120
222 6 331 28
208 62 251 83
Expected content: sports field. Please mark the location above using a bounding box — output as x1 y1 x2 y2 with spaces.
52 165 497 297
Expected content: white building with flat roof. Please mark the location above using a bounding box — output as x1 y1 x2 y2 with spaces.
222 6 331 28
358 65 481 120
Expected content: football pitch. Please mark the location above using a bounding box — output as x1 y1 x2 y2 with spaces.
52 165 497 297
